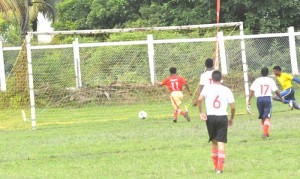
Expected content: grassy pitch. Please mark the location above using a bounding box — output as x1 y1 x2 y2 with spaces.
1 97 300 178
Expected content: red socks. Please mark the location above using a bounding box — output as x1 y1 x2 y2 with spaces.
174 109 185 116
211 149 218 168
263 118 270 136
211 149 225 171
217 150 225 171
173 110 178 119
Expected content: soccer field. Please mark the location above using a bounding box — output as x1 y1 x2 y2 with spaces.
1 97 300 178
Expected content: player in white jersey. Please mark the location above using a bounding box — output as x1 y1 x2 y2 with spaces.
198 70 235 174
193 58 214 106
248 67 283 139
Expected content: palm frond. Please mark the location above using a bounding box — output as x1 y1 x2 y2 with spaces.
0 0 21 19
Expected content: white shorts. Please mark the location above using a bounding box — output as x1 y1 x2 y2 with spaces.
170 91 183 109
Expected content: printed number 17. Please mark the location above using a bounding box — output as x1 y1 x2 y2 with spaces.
260 85 270 95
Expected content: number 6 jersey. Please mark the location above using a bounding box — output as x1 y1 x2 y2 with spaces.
201 84 235 116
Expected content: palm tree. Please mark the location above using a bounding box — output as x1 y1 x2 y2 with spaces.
0 0 55 108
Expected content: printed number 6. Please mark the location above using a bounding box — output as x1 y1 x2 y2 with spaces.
213 95 221 109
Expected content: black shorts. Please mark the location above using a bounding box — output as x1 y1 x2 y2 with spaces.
257 96 272 120
206 115 228 143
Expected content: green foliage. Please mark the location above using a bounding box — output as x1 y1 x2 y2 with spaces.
53 0 300 34
0 12 22 45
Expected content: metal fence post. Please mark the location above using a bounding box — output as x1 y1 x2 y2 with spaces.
288 26 299 75
0 40 7 92
218 31 227 74
239 23 250 112
147 34 156 85
73 38 82 88
26 35 37 130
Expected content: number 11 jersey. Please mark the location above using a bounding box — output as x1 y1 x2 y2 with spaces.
162 75 187 92
201 84 235 116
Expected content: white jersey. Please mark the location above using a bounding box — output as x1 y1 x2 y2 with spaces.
250 77 278 97
201 84 235 116
199 70 213 86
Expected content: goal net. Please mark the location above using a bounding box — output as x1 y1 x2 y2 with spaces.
1 22 249 129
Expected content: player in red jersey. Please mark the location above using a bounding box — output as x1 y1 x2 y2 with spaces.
156 67 192 123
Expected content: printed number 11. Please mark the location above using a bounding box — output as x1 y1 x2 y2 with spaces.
171 82 179 91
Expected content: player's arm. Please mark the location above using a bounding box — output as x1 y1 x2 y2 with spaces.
293 76 300 84
198 94 207 121
248 90 254 106
184 84 193 97
228 102 236 127
155 81 163 86
193 85 204 106
275 90 284 102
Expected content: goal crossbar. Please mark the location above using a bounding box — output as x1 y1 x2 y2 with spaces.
27 22 243 35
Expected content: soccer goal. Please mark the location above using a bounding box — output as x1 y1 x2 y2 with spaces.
1 22 250 129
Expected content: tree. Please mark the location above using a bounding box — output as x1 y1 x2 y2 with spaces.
53 0 300 34
222 0 300 33
0 0 55 108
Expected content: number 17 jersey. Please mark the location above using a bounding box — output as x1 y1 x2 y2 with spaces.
201 84 235 116
250 77 278 97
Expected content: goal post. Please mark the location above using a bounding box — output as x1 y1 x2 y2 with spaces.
0 40 7 92
24 22 249 128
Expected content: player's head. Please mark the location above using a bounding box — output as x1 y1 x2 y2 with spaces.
273 66 281 76
261 67 269 77
169 67 177 74
212 70 222 82
205 58 214 68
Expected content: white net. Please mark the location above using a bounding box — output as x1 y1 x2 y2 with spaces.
2 23 300 129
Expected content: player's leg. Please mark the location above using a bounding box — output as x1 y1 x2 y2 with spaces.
262 97 272 138
289 88 300 109
274 88 294 109
170 92 179 122
292 101 300 109
214 116 228 173
206 116 218 171
261 119 265 134
257 97 267 137
173 91 190 121
216 141 226 174
211 140 218 170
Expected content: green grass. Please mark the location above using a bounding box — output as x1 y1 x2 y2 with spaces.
1 96 300 178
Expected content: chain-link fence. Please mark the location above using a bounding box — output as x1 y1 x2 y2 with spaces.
1 31 300 128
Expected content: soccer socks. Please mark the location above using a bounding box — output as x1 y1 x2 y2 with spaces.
263 118 271 136
211 149 218 169
176 109 185 115
173 110 178 119
217 150 225 171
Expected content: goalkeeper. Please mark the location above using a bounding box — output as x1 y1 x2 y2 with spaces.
272 66 300 110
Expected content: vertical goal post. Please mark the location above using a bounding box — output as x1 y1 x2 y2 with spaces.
0 39 7 92
25 22 246 128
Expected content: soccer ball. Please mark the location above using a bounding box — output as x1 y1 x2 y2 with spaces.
138 111 147 119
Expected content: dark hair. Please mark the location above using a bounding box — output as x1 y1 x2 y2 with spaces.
212 70 222 82
273 66 281 71
169 67 177 74
205 58 214 68
261 67 269 77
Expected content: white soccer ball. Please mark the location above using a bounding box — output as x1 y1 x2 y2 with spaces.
138 111 147 119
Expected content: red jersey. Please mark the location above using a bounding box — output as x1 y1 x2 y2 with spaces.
162 75 187 92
